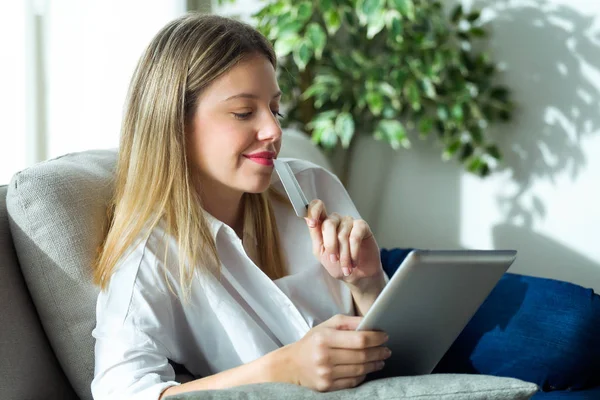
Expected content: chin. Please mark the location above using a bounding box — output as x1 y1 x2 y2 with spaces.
240 175 272 194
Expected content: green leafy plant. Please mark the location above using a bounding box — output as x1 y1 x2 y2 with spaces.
220 0 514 177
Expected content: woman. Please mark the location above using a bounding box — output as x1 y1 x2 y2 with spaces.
91 13 390 400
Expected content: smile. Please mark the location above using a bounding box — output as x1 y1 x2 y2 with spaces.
243 152 275 167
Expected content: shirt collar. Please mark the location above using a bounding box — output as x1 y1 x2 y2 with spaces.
201 195 257 247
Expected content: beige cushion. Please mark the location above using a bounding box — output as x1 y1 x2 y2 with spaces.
7 149 117 400
165 374 538 400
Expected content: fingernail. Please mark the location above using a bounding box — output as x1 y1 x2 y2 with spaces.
384 348 392 358
377 361 385 370
342 267 350 276
329 254 338 263
305 218 316 228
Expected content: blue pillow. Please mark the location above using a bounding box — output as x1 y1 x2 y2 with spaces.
379 248 600 392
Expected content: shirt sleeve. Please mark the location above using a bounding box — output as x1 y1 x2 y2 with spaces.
91 238 182 400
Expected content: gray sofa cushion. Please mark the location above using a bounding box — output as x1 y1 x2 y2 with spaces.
0 185 79 400
6 150 118 400
164 374 538 400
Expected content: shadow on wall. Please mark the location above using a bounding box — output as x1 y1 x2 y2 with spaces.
478 0 600 227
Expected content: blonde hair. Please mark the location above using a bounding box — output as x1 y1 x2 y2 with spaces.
93 13 288 297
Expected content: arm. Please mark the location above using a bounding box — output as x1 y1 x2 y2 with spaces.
161 315 390 398
159 348 286 398
346 270 387 317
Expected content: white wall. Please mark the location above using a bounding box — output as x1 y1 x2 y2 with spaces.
348 0 600 292
0 1 186 184
0 2 27 184
43 0 186 160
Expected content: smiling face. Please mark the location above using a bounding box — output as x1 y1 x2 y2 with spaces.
187 54 283 198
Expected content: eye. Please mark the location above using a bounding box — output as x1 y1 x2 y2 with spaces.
272 110 284 119
232 112 252 120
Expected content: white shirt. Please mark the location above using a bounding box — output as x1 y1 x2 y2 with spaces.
91 159 367 400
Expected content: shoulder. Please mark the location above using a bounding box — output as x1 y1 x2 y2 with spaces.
96 221 180 326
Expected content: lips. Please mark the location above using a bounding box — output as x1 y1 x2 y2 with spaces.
243 151 276 166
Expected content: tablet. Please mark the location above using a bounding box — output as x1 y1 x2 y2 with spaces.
357 249 517 377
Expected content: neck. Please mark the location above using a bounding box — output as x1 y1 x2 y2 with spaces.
196 177 245 237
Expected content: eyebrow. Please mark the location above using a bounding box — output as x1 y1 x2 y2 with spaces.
223 91 282 102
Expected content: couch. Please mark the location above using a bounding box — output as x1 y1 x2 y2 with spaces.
0 130 597 399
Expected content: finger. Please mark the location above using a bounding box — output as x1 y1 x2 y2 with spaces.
327 375 367 391
306 199 328 225
322 314 364 330
325 329 389 350
322 213 342 261
349 219 373 269
338 216 354 276
305 200 327 256
329 347 392 365
331 361 385 380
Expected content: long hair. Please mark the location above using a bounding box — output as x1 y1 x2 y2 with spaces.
92 13 287 298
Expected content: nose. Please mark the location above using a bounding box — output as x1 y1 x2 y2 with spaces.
257 110 283 143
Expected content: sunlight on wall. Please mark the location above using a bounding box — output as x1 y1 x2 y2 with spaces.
459 0 600 290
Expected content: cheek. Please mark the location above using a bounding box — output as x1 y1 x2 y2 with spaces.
192 119 255 165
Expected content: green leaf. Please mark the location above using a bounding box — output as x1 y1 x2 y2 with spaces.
296 2 313 24
366 92 385 115
350 50 369 66
379 82 397 98
388 13 404 43
404 80 421 111
301 82 327 100
421 78 436 98
320 124 338 148
361 0 385 18
293 40 312 71
324 9 342 35
451 4 463 23
470 27 487 37
418 117 434 136
470 126 483 144
318 0 334 13
306 23 327 59
437 105 449 121
273 33 300 58
467 157 484 173
389 0 415 21
459 143 474 162
443 139 462 160
314 74 341 85
272 21 304 40
467 10 481 22
451 103 464 122
367 10 386 39
377 119 410 149
341 5 360 31
335 112 356 148
487 145 502 160
490 86 510 101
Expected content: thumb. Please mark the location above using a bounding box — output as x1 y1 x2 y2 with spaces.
322 314 364 331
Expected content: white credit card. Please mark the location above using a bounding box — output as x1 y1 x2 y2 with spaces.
273 159 309 218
